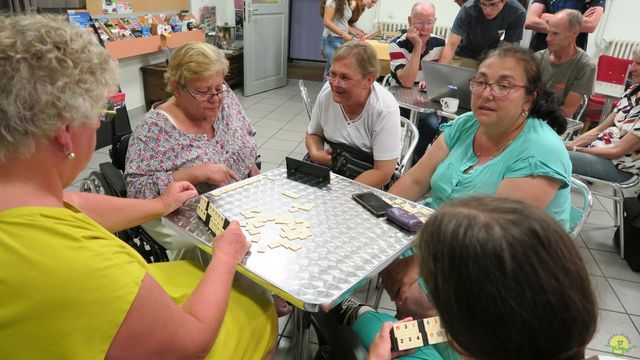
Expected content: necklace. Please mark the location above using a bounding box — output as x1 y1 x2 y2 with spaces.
474 117 527 159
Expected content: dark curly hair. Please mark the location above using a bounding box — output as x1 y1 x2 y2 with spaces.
480 46 567 135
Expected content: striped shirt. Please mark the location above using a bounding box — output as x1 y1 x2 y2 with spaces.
590 84 640 175
389 34 445 84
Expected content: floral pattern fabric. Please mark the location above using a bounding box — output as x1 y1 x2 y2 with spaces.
125 90 257 199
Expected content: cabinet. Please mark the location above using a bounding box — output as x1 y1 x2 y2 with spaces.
140 50 244 110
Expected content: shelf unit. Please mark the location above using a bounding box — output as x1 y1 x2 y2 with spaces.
140 51 244 110
104 30 205 60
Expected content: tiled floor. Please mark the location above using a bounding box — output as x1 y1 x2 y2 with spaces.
70 79 640 359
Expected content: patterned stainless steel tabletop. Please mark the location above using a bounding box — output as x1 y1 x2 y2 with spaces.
163 168 433 311
388 85 438 113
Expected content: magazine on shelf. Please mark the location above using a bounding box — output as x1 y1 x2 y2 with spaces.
66 10 103 45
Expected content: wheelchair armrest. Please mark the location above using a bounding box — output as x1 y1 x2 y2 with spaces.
99 162 127 198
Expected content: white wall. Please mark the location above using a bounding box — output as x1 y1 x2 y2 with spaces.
588 0 640 57
117 52 169 117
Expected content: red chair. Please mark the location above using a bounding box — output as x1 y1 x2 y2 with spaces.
583 55 634 130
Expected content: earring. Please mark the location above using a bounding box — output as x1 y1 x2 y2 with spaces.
67 151 76 160
522 109 529 118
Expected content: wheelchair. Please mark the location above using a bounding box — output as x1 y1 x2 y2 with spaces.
79 106 170 263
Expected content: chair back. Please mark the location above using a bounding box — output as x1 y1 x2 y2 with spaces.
569 176 593 238
597 55 633 85
396 117 419 178
562 118 584 141
575 94 588 121
299 79 313 121
112 132 131 172
380 74 392 87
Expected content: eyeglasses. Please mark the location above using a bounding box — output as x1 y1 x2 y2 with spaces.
413 19 436 27
479 0 503 9
469 79 527 97
327 73 355 87
182 83 229 102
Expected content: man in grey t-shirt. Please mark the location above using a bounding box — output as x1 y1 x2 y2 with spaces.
534 9 596 118
439 0 526 69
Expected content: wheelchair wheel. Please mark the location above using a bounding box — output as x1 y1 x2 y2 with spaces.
79 171 111 195
119 227 170 263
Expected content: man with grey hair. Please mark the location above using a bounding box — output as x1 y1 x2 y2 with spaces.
525 0 605 52
535 9 596 118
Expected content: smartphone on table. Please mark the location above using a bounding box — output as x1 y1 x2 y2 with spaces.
352 191 392 217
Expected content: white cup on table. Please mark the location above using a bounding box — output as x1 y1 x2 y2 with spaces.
440 97 459 113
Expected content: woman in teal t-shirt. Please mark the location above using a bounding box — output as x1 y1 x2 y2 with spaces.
346 46 572 359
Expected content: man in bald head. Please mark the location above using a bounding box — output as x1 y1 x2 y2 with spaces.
534 9 596 118
388 1 445 161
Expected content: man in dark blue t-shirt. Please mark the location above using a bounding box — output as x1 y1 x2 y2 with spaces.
525 0 606 52
439 0 526 69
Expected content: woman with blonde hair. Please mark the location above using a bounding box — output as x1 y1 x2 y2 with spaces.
126 42 258 199
0 15 277 359
306 41 401 188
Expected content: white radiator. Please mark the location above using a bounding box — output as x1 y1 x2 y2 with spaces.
604 38 640 59
374 20 451 40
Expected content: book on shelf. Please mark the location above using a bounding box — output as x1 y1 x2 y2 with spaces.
93 19 115 42
66 10 103 45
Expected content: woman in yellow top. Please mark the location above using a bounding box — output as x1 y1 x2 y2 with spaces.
0 15 277 359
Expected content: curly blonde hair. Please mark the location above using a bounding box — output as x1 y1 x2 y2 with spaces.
164 42 229 93
0 14 118 161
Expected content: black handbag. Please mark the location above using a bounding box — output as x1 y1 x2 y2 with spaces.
326 140 374 180
613 195 640 272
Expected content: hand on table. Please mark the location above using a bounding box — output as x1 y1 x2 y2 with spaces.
159 181 198 215
380 255 421 303
367 319 416 360
250 163 261 177
212 221 250 265
351 28 365 39
198 163 241 186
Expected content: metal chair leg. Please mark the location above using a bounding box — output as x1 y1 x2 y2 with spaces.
372 277 384 310
615 185 626 259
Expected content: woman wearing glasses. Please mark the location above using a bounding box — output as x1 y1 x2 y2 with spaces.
126 42 258 199
352 47 571 347
306 41 401 188
124 44 266 265
0 15 277 359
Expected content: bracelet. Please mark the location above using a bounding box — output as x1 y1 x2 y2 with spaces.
572 146 577 152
